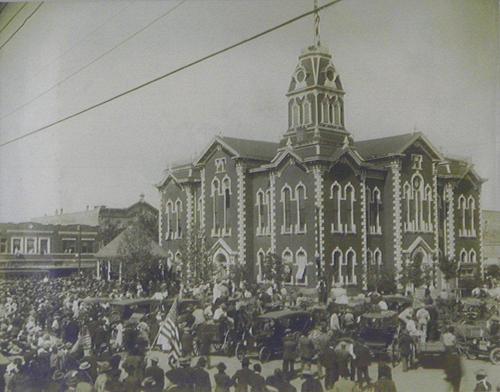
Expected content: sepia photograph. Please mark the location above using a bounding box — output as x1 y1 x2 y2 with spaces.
0 0 498 391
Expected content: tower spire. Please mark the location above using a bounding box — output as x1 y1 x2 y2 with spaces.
314 0 321 47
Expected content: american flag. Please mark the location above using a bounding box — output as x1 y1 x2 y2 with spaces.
157 296 182 365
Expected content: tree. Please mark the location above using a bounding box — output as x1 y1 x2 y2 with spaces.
117 222 161 283
438 254 458 284
179 228 212 286
378 267 397 294
262 253 285 288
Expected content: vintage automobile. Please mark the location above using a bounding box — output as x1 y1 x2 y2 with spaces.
357 310 399 360
455 315 500 364
458 298 497 323
109 298 161 320
382 295 412 313
235 309 314 362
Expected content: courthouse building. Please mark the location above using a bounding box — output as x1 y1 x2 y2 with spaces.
157 33 484 290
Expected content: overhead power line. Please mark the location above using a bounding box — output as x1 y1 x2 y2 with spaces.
0 0 187 120
0 0 343 149
0 2 43 51
0 3 27 35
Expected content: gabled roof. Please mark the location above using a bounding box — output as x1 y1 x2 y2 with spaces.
194 135 278 165
95 225 168 259
437 157 485 183
31 207 102 226
354 132 444 161
156 164 200 189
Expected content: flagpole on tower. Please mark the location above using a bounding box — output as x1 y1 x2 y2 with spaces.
314 0 321 47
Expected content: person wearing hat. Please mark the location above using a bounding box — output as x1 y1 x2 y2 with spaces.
474 369 492 392
78 361 94 384
141 376 158 392
46 370 65 392
94 361 111 392
231 357 254 392
250 363 267 392
214 362 233 392
300 368 323 392
144 356 165 392
282 329 297 377
443 348 462 392
165 356 195 392
192 356 211 392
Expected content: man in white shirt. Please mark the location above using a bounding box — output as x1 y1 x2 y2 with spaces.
378 299 388 311
416 307 431 342
330 312 340 332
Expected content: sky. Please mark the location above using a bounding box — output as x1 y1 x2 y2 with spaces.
0 0 498 222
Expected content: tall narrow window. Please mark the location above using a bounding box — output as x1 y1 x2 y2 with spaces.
458 195 466 236
425 185 433 231
211 178 220 235
344 249 356 285
334 99 340 125
175 200 182 238
460 249 468 264
331 182 341 232
257 250 266 282
321 97 329 124
469 249 477 264
345 184 355 233
266 189 272 234
292 101 300 127
371 187 382 234
374 249 382 276
412 176 423 231
198 197 203 229
165 200 173 240
296 249 307 285
296 184 306 233
365 187 371 229
222 177 231 234
282 249 294 284
303 100 311 125
281 186 293 233
332 249 342 285
403 182 411 231
468 197 476 236
256 190 266 235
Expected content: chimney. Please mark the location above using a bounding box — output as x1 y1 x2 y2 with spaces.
139 193 145 202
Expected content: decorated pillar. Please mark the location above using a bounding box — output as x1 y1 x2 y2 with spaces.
359 171 368 290
269 172 277 254
236 162 247 268
389 160 403 285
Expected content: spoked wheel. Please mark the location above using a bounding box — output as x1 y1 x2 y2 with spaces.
235 342 245 360
259 347 271 362
193 339 200 356
489 347 500 365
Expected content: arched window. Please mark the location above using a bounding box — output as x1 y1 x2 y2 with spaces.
469 249 477 264
296 183 307 233
460 249 468 265
211 178 221 235
282 249 294 284
332 248 342 285
412 175 423 231
321 97 330 124
333 99 340 125
331 182 341 232
165 200 174 240
468 196 476 236
339 99 344 126
344 249 356 285
344 183 356 233
371 187 382 234
296 249 308 285
175 199 182 238
256 190 266 235
458 195 466 236
257 250 266 283
366 249 373 265
222 177 231 233
403 182 411 231
425 185 433 231
292 101 300 128
303 100 311 125
266 189 272 234
374 249 382 266
281 185 293 234
365 186 371 229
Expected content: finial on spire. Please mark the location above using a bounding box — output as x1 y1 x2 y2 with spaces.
314 0 321 47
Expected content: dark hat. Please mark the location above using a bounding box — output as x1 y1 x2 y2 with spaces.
216 362 227 371
179 356 191 366
141 376 156 387
476 368 487 377
79 361 91 370
98 361 111 372
52 370 65 381
241 357 250 367
196 357 207 367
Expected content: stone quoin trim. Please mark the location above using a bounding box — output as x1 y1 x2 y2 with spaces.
313 165 325 269
446 182 455 259
359 172 368 290
432 163 439 258
236 162 246 266
159 190 165 247
390 160 403 282
269 172 277 253
478 194 484 276
185 185 194 244
200 168 206 230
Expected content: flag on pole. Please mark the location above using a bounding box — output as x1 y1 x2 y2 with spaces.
156 296 182 365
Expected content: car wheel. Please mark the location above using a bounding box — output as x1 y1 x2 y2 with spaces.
235 342 245 360
259 347 271 362
489 347 500 365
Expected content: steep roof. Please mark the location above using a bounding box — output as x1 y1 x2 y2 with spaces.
31 208 102 226
95 226 168 259
218 136 278 161
354 133 416 160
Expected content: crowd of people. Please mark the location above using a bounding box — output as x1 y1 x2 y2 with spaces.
0 273 498 392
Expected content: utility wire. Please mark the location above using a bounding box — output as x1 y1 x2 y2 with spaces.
0 0 343 148
0 0 187 120
2 3 131 97
0 2 43 51
0 3 27 35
